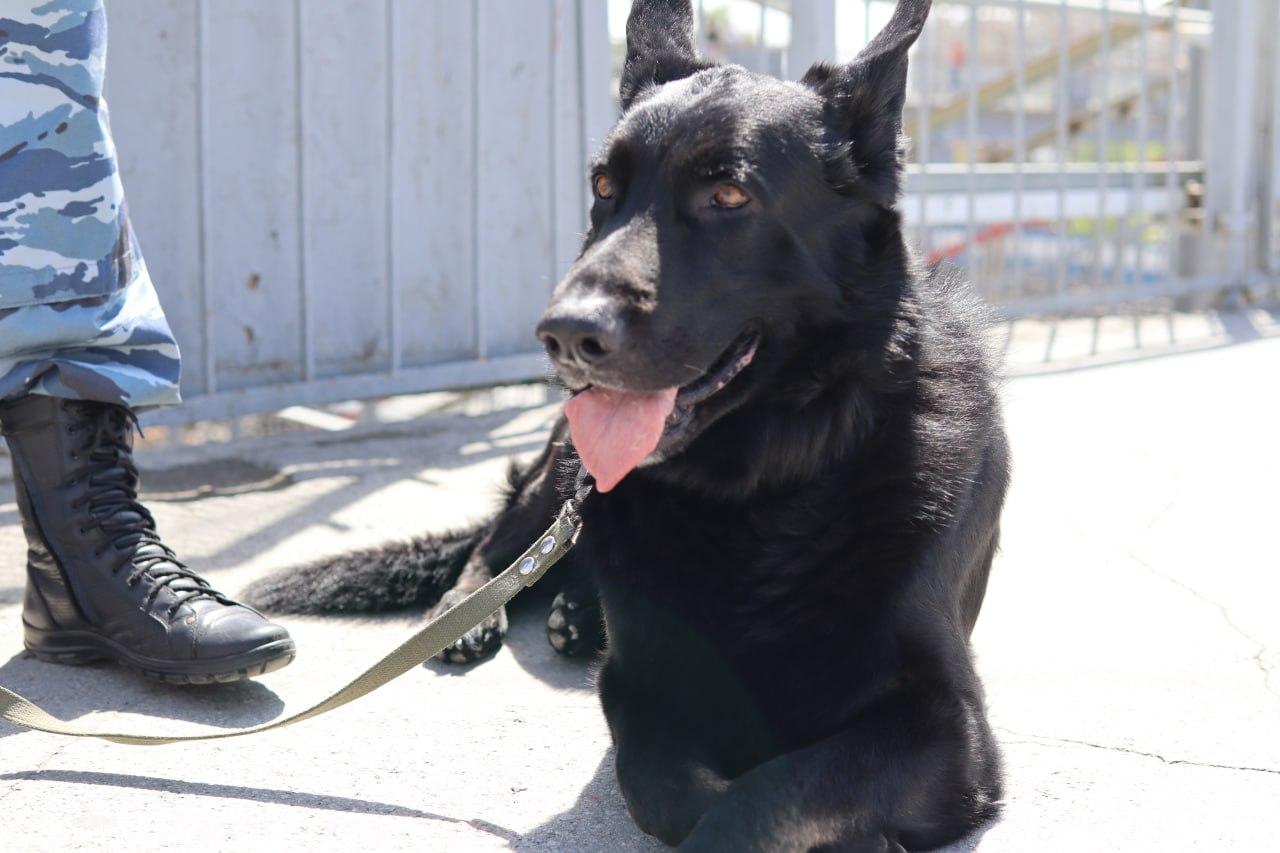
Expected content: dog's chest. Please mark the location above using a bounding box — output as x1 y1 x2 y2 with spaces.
580 492 877 739
584 498 773 634
581 485 862 622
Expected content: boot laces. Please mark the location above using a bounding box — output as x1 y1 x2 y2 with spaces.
65 403 233 616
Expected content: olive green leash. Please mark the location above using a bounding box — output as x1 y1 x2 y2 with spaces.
0 485 588 746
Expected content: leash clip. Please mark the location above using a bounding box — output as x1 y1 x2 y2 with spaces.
520 474 590 588
573 461 594 505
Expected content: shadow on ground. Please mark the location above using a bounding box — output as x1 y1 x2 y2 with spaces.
0 651 285 741
517 749 987 852
0 769 521 836
423 600 597 694
0 395 557 536
999 304 1280 376
519 751 664 852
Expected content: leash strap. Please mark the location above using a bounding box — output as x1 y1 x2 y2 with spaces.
0 495 586 746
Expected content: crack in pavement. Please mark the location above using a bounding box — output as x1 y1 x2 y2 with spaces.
1125 551 1280 703
0 734 70 807
0 654 161 804
998 728 1280 776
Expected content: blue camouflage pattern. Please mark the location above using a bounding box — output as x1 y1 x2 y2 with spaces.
0 0 180 408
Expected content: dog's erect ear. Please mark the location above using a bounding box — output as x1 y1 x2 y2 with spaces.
619 0 711 110
801 0 931 207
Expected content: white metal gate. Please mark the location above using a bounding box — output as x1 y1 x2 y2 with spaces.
103 1 1277 425
106 0 614 424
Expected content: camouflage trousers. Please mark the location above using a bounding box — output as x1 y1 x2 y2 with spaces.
0 262 181 410
1 0 181 411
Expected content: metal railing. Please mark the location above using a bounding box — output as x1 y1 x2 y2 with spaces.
682 0 1278 317
680 0 1280 315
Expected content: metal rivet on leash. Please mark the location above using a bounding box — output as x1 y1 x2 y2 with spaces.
518 556 536 575
539 536 556 554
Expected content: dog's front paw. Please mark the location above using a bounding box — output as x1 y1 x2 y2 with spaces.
546 586 604 657
429 589 507 664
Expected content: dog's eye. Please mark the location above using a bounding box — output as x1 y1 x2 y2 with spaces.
593 174 615 200
710 183 750 209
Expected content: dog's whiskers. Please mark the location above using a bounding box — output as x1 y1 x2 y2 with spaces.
679 361 708 378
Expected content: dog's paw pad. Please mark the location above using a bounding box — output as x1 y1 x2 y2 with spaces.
546 590 603 657
429 589 507 665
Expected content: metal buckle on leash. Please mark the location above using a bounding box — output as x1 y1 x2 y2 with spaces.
573 461 594 504
514 463 591 589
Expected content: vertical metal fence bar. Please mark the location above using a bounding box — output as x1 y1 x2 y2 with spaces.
1012 0 1026 299
196 0 215 395
574 0 589 246
1271 2 1280 282
697 0 705 48
1209 1 1261 288
1131 0 1150 293
1165 0 1180 285
1095 0 1110 295
966 3 979 288
773 0 783 78
1055 0 1069 297
294 0 313 381
471 3 485 361
385 0 400 373
917 23 932 253
548 3 560 300
757 0 767 73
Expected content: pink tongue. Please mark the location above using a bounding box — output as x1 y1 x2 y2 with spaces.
564 386 678 492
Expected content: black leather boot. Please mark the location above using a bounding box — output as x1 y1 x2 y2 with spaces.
1 395 295 684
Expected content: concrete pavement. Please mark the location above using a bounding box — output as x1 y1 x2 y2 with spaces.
2 309 1278 851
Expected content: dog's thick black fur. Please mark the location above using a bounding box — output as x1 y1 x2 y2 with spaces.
247 1 1008 848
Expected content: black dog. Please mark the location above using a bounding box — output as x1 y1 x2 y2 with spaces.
248 0 1007 848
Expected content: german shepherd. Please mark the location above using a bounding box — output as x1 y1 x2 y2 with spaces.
248 1 1008 848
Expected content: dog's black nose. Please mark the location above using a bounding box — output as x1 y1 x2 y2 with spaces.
537 307 620 368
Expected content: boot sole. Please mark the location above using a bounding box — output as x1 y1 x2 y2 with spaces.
24 627 296 685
